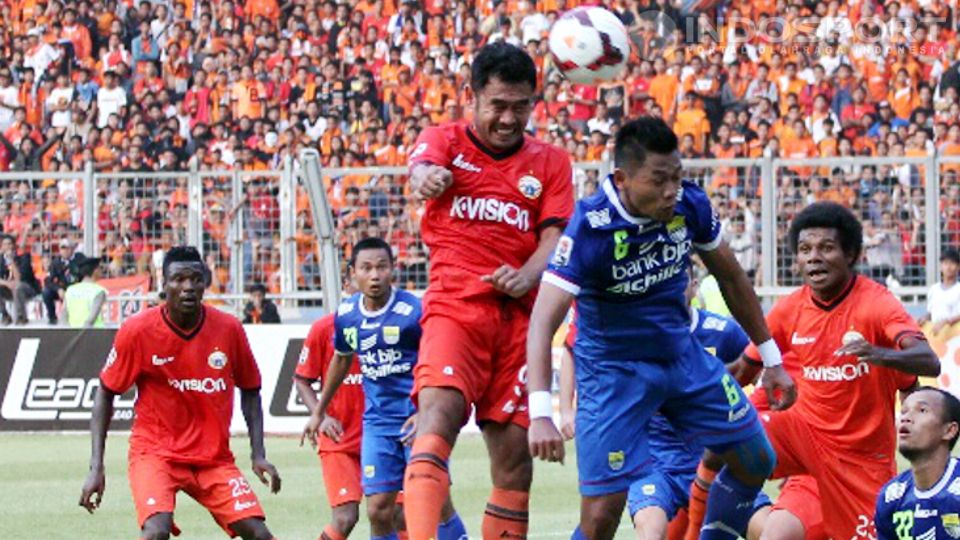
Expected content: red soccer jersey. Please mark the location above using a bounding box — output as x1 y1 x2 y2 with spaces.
295 313 363 454
409 122 574 303
745 276 921 461
100 305 262 465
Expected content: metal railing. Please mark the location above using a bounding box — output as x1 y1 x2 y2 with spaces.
0 154 948 323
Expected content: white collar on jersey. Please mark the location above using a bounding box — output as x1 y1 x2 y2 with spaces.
689 307 699 333
358 287 396 319
913 456 958 499
602 175 653 227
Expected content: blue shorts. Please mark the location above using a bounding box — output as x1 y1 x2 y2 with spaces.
575 344 761 497
361 431 410 496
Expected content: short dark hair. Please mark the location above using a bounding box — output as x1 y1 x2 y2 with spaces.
470 42 536 94
915 386 960 450
250 283 267 295
0 233 13 244
788 202 863 266
941 248 960 264
162 245 204 279
350 237 393 267
614 116 679 174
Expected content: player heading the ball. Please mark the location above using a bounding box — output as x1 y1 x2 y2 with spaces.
526 116 795 540
403 42 574 540
79 246 281 540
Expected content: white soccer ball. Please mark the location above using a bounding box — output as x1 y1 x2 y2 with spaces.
548 7 630 85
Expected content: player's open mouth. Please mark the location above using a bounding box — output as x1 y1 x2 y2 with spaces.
898 426 911 436
807 269 828 279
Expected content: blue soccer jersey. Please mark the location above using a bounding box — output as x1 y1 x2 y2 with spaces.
647 308 751 473
334 288 420 435
875 457 960 540
544 177 721 362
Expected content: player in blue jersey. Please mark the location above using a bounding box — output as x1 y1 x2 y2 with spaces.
558 266 771 540
302 238 465 540
875 387 960 540
526 116 796 540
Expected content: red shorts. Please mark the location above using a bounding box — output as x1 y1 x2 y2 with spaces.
128 454 264 536
415 291 530 428
773 476 827 540
319 451 362 507
762 410 894 540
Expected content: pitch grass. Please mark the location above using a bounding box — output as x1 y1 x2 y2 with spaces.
2 432 925 539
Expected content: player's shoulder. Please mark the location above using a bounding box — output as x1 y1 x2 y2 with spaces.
878 469 914 507
335 293 362 321
308 312 336 336
697 308 739 332
675 181 712 214
203 304 243 330
391 289 421 313
569 182 621 233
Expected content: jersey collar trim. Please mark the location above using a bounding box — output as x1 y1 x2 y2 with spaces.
809 274 858 312
689 307 699 332
913 457 957 499
358 287 396 318
466 127 525 161
602 176 653 227
160 305 206 341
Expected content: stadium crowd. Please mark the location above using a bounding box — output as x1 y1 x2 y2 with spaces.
1 0 960 323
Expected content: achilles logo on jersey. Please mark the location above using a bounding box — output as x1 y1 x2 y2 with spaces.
791 332 816 345
586 208 611 228
152 355 175 366
449 196 530 232
168 377 227 394
452 153 482 173
884 482 907 503
802 362 870 382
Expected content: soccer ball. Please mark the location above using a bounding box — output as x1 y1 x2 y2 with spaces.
548 7 630 85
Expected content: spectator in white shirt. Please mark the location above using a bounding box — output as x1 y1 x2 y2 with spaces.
46 73 74 128
24 30 60 85
921 249 960 334
0 70 20 133
96 71 127 127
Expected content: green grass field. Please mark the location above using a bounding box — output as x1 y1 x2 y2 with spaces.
1 432 931 539
0 433 619 539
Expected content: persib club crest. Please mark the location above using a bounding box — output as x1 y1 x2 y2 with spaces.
666 216 687 243
943 514 960 539
608 450 625 471
518 175 543 200
208 350 228 370
383 326 400 345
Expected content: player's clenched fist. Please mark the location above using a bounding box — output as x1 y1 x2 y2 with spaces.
528 417 565 464
411 164 453 201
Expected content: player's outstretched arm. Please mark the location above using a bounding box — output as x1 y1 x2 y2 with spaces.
527 281 574 463
834 335 940 377
79 385 116 514
241 388 281 494
699 242 796 410
301 353 352 448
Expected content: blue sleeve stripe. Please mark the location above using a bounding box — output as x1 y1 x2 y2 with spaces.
543 271 581 296
694 235 722 251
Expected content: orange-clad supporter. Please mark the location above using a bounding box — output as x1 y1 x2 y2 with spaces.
60 8 92 60
888 68 919 121
940 125 960 174
782 120 818 177
246 0 280 21
231 66 266 120
710 124 741 192
674 93 710 153
648 58 679 122
393 68 419 116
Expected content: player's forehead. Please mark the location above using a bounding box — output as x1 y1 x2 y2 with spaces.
477 77 534 104
165 261 204 278
638 151 682 176
796 227 841 245
354 247 391 264
904 390 943 412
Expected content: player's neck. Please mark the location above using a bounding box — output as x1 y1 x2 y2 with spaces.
164 305 203 332
911 448 953 491
810 273 855 304
362 287 393 313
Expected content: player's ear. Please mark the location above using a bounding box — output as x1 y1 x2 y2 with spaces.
612 168 626 187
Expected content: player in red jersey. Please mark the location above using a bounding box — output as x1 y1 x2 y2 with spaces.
402 42 574 540
295 312 364 540
741 203 939 540
79 247 281 540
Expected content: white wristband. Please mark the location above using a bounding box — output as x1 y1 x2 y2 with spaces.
758 339 783 368
528 391 553 419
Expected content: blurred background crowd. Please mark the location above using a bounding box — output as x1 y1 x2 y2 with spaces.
1 0 960 324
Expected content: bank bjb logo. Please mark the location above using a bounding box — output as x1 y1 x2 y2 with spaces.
1 335 136 425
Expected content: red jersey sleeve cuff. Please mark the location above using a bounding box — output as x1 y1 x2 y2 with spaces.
894 330 926 349
536 217 568 232
98 377 125 395
742 353 762 367
293 373 317 383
